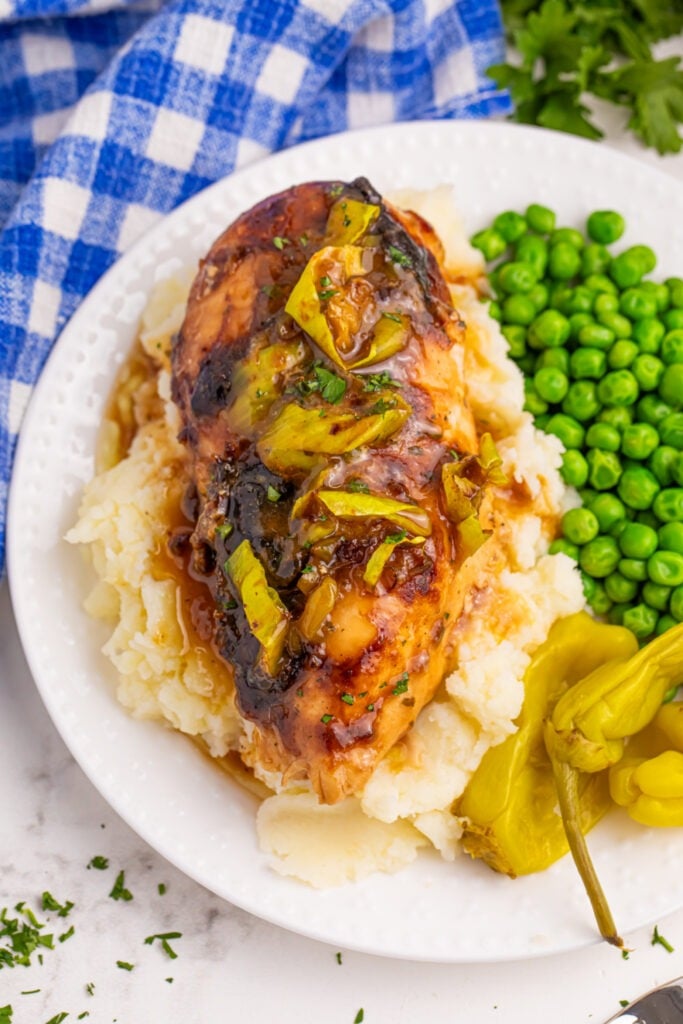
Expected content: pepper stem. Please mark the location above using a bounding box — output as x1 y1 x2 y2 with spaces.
551 756 623 948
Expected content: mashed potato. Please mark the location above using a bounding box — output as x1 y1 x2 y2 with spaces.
67 188 585 887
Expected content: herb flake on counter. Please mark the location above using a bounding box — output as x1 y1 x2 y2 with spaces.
85 984 94 997
336 952 342 965
619 1000 630 1008
144 932 182 960
21 990 40 996
157 883 167 896
116 960 134 971
45 1014 69 1024
109 871 133 902
0 903 54 969
354 1011 365 1023
652 925 674 952
58 926 75 944
77 1014 90 1020
0 1009 11 1024
42 893 74 918
87 856 109 871
165 978 174 984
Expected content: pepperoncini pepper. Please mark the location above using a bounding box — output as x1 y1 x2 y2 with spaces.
457 612 635 877
609 703 683 827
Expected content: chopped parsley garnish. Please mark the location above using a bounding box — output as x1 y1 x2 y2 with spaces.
299 233 309 247
336 951 342 965
109 871 133 902
301 565 315 575
21 990 40 996
116 960 134 971
0 1007 11 1024
77 1015 89 1021
354 1011 365 1024
266 485 281 502
621 949 630 960
381 311 402 323
363 371 401 392
165 978 174 984
158 883 167 896
314 366 346 403
369 398 397 415
87 856 108 871
385 530 407 544
392 672 410 696
619 1000 629 1008
652 925 674 952
58 926 74 944
329 184 344 197
387 245 412 268
319 275 333 287
42 893 73 918
341 693 355 705
272 236 290 250
85 984 95 997
346 479 369 494
215 522 233 540
367 704 375 712
0 903 54 969
321 714 333 724
317 288 338 301
144 932 182 960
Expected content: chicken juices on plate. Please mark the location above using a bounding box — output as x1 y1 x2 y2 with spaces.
171 178 507 803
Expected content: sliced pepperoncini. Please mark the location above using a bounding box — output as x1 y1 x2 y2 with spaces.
226 540 290 675
325 197 380 246
225 340 306 436
317 490 432 537
363 533 425 587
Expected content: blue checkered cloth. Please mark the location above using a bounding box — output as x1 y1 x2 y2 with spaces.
0 0 510 574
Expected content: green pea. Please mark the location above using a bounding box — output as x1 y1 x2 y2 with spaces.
633 317 665 353
664 309 683 331
648 446 680 486
620 288 658 321
608 340 638 369
528 309 571 349
534 367 569 404
488 301 503 322
670 585 683 622
562 507 600 545
618 466 661 509
577 323 615 351
516 234 549 278
598 311 632 339
579 535 621 578
535 413 552 430
493 211 527 243
471 228 507 261
618 558 648 582
620 422 659 460
588 581 612 615
570 347 606 380
525 204 556 234
502 293 537 326
501 324 527 359
597 369 639 407
667 277 683 308
551 227 585 249
589 493 626 532
549 242 581 280
597 406 634 431
648 550 683 587
610 246 657 289
660 412 683 449
560 449 589 488
604 572 638 604
584 273 618 295
609 602 634 626
623 603 658 639
653 488 683 523
517 353 537 375
642 581 672 611
548 538 579 561
637 395 672 427
582 243 611 276
659 522 683 555
578 487 598 505
636 509 661 530
523 381 549 416
586 210 625 245
528 282 549 313
640 281 670 313
569 312 594 341
593 293 619 317
545 413 585 449
536 348 570 373
565 286 595 315
549 283 574 313
562 380 601 422
587 448 622 490
498 261 538 294
661 329 683 365
632 354 664 392
618 521 659 559
586 422 620 451
580 572 597 602
656 614 678 636
674 454 683 486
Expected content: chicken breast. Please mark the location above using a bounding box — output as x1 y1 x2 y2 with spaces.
171 177 504 803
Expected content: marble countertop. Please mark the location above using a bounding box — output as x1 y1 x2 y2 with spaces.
3 103 683 1023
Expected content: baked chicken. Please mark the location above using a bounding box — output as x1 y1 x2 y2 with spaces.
171 177 504 803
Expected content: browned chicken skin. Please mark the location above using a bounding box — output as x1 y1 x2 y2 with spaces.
171 178 494 803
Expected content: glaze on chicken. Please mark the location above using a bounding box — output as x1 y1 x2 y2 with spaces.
171 178 501 802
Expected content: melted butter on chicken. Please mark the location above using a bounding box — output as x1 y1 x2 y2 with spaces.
170 177 526 804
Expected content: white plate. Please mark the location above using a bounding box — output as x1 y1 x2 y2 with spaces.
8 120 683 963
